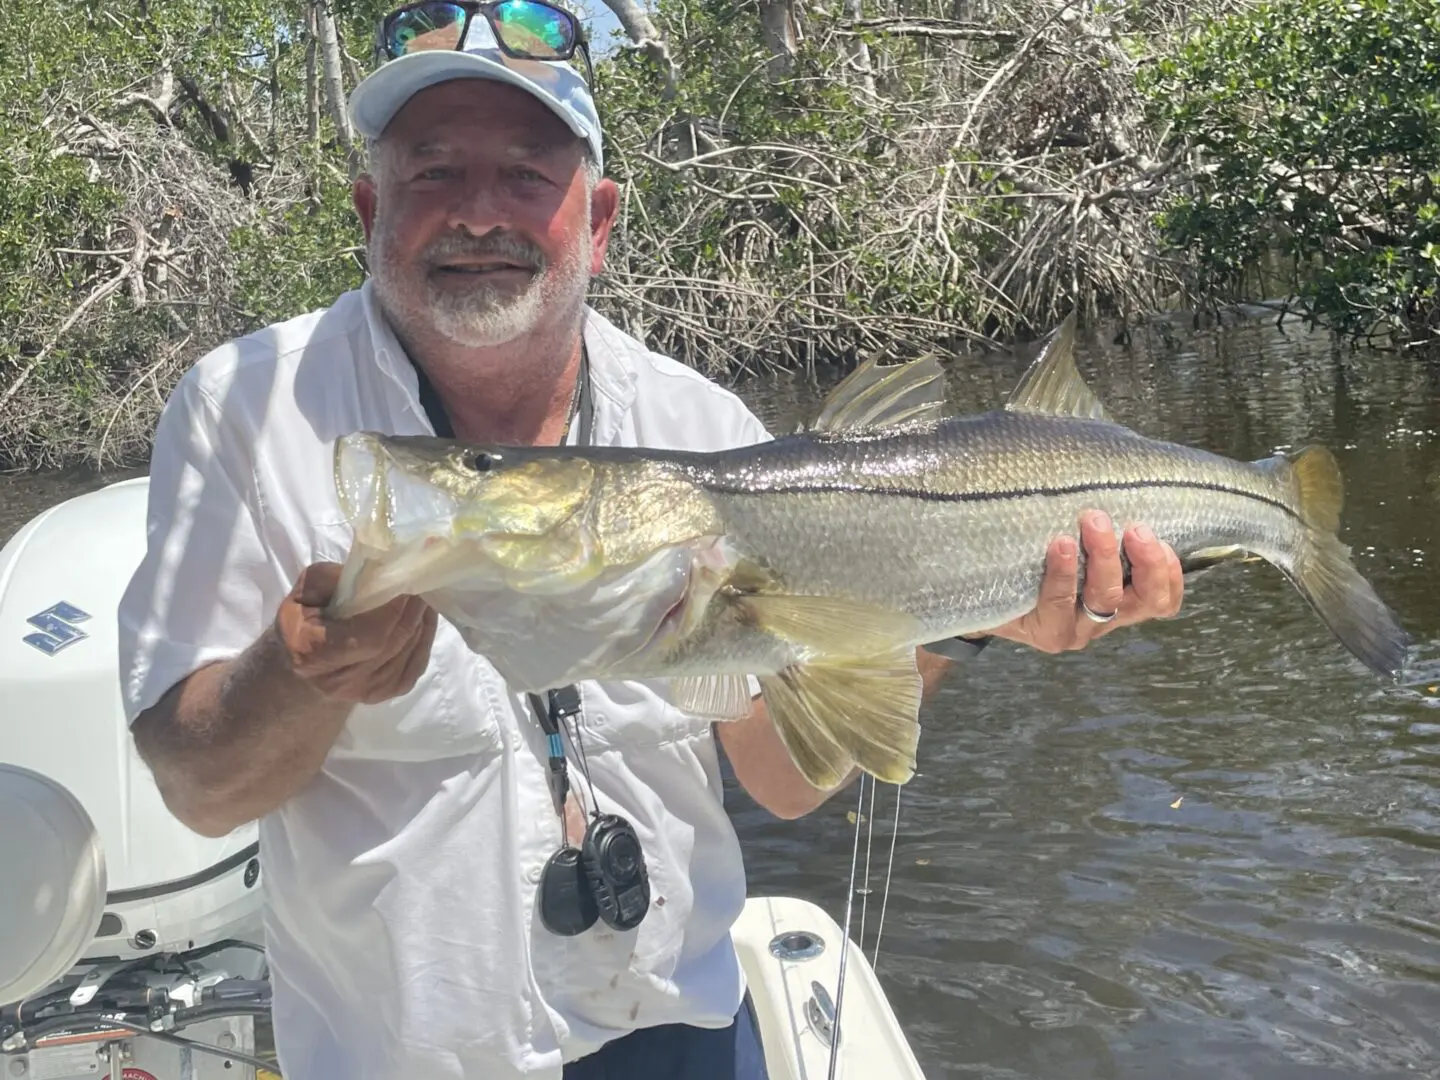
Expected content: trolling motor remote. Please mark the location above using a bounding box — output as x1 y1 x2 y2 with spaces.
580 813 651 932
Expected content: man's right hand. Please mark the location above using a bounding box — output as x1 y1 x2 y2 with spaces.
273 562 439 705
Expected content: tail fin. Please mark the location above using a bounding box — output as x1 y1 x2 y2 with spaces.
1288 534 1411 680
1276 445 1411 679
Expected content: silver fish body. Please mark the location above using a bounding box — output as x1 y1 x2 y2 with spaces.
328 316 1412 790
676 409 1308 641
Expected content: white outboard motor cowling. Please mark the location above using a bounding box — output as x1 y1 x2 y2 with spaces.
0 477 271 1079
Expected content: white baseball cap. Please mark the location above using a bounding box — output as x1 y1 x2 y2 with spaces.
348 2 603 172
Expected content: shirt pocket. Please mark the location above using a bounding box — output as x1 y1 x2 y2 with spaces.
328 623 508 762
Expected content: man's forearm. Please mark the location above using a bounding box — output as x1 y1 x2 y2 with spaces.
132 625 352 837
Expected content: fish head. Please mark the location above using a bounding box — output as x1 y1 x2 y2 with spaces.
332 430 726 610
450 445 602 586
333 431 604 605
330 431 740 681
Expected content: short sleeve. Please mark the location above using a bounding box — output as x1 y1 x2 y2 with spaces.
728 401 772 448
117 370 287 725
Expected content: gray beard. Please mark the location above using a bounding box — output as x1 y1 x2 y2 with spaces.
369 219 593 350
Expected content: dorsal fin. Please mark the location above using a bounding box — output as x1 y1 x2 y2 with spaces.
808 350 947 433
1003 312 1114 423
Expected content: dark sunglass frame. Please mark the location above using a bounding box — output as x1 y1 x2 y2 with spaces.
374 0 595 88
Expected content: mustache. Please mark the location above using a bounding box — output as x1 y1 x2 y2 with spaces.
424 231 546 271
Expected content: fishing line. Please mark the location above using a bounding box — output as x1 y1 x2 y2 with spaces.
827 775 869 1080
857 772 878 948
871 781 903 972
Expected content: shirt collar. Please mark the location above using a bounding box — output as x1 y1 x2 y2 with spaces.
359 279 431 433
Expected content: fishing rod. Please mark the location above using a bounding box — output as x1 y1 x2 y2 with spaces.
826 772 904 1080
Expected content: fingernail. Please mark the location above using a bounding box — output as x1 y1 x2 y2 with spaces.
1091 511 1112 532
1135 524 1155 543
1056 536 1077 557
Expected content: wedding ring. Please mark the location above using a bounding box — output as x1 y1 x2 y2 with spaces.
1080 599 1118 624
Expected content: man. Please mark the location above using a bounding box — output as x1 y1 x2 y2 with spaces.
117 5 1184 1078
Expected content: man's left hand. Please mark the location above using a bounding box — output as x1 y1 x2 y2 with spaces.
985 510 1184 653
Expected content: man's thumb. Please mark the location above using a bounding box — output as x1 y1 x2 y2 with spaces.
293 562 344 609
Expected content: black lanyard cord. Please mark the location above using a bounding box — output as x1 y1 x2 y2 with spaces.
414 348 593 447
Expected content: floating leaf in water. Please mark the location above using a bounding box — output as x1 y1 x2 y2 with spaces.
915 858 931 866
846 810 868 824
1170 796 1184 809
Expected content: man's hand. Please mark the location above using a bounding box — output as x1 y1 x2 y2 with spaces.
273 562 439 705
133 563 438 837
987 510 1184 653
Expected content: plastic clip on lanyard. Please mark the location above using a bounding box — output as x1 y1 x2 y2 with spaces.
530 685 582 818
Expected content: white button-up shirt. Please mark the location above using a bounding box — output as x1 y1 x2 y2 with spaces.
117 282 773 1079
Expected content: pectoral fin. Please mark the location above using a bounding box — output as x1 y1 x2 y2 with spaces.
758 651 923 791
734 593 925 658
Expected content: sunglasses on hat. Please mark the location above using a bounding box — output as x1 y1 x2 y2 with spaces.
374 0 595 86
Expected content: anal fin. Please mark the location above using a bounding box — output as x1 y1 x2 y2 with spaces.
758 650 923 791
671 674 756 719
1180 544 1253 575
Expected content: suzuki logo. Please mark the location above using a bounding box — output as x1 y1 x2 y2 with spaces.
23 602 92 656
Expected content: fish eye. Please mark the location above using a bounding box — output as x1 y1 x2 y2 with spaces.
468 450 496 472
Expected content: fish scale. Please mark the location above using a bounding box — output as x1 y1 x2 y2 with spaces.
691 411 1306 640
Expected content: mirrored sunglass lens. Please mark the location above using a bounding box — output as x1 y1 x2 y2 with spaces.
386 2 468 56
492 0 576 58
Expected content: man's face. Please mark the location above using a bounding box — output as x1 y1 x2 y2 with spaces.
354 79 616 350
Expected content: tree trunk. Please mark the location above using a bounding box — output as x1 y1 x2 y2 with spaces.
844 0 876 97
304 4 320 143
314 0 354 154
758 0 799 80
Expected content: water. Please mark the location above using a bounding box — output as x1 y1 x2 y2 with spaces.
4 313 1439 1078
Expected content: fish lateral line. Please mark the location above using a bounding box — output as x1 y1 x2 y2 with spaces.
692 475 1303 520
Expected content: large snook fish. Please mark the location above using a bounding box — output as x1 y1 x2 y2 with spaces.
325 316 1412 791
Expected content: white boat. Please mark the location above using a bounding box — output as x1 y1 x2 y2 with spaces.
0 476 926 1080
733 896 927 1080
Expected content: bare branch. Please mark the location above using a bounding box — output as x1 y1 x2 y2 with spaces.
0 220 149 413
599 0 680 96
838 19 1019 44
